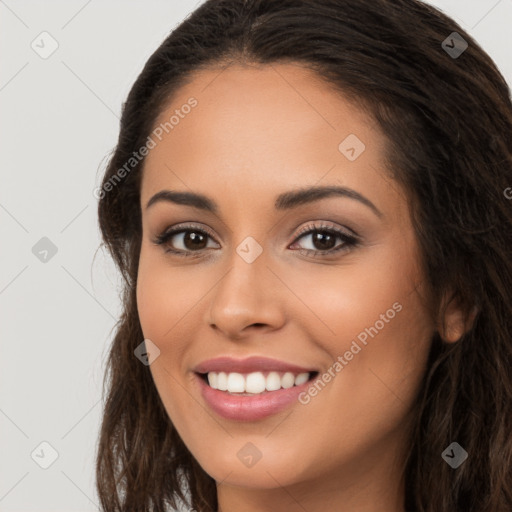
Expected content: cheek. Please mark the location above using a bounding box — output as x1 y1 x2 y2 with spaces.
298 239 433 417
296 244 430 352
136 249 203 427
136 246 215 400
292 276 432 473
136 245 206 343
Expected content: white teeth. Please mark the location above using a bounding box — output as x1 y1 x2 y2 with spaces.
207 372 218 389
205 371 311 394
294 372 309 386
217 372 228 391
281 372 295 389
227 372 245 392
266 371 281 391
246 372 266 393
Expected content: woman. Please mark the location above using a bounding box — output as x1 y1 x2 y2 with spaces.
95 0 512 511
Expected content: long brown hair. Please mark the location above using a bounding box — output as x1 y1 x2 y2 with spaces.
95 1 512 510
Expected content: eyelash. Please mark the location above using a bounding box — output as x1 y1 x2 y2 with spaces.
152 221 360 259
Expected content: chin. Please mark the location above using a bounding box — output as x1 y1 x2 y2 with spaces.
193 442 308 489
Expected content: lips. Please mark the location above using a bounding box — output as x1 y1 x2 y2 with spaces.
193 356 319 421
193 355 317 374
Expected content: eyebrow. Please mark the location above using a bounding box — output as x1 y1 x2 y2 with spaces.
145 185 383 218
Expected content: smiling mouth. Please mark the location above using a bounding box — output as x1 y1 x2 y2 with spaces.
198 370 319 395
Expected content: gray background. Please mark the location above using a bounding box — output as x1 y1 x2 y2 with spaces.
1 1 511 510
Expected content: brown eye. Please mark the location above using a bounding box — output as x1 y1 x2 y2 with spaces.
153 224 219 256
290 222 360 257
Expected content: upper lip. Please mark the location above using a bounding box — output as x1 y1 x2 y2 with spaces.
193 356 317 375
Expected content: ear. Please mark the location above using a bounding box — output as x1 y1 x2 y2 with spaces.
436 291 478 343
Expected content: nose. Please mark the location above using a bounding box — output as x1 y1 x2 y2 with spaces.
205 245 286 340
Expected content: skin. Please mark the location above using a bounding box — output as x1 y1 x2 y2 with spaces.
136 62 465 512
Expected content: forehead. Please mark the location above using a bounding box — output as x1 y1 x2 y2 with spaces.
140 62 403 220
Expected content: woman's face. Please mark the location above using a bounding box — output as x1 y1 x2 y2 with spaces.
137 63 435 504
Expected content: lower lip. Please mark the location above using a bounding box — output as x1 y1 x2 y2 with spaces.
195 373 313 421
